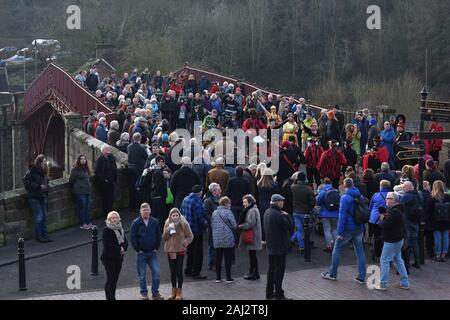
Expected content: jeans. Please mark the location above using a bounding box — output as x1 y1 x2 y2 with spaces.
329 230 366 280
434 231 449 255
380 240 409 288
266 255 287 299
404 220 419 263
291 213 306 249
76 194 91 225
321 218 337 248
137 251 160 295
28 198 48 239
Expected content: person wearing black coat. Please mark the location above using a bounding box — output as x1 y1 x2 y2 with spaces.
128 134 149 212
94 146 118 216
264 195 294 300
101 211 128 300
226 167 252 218
23 154 51 243
170 161 201 209
325 113 341 146
85 71 99 92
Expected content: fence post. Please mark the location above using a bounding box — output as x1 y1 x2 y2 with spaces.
18 238 27 291
419 222 425 265
304 215 311 262
91 226 99 276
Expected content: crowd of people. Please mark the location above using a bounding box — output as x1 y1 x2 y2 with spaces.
22 67 450 300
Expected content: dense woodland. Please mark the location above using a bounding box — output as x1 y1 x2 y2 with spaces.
1 0 449 120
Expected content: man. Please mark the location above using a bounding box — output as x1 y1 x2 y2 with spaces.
181 185 208 279
145 143 163 167
206 157 230 197
226 166 252 222
147 156 167 229
374 162 396 190
444 150 450 189
95 117 108 143
375 192 410 290
399 181 423 270
264 194 294 300
171 157 201 209
94 145 117 215
321 178 366 283
204 183 221 271
317 140 347 189
291 173 316 253
333 105 345 138
128 133 149 212
130 203 163 300
355 112 369 156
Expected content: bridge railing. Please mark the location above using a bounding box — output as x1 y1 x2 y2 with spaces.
173 63 376 124
24 63 112 120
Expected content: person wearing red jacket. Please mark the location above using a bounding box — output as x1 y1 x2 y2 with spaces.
242 109 267 133
428 122 444 163
210 82 221 95
317 140 347 189
304 137 324 188
362 136 389 172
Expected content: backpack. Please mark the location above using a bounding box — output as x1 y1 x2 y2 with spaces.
434 201 450 222
352 196 370 225
324 189 340 211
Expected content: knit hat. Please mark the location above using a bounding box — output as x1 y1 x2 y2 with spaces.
161 134 169 142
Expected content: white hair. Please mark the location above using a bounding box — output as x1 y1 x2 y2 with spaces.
209 182 221 193
120 132 129 141
110 120 119 130
132 133 142 143
101 144 111 153
387 192 399 203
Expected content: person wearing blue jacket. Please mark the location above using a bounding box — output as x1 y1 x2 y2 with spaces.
380 121 395 168
95 117 108 143
130 203 163 300
316 178 339 252
321 178 366 283
369 180 391 261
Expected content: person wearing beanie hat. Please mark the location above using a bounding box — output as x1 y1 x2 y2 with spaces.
264 191 293 300
291 169 316 253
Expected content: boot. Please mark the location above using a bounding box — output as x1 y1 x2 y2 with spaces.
440 253 446 262
244 267 258 280
168 288 177 300
175 288 183 300
433 254 441 262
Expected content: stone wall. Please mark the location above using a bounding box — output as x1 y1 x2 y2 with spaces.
0 124 130 247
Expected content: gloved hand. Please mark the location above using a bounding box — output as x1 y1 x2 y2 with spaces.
142 169 149 176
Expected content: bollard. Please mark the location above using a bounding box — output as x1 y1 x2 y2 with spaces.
91 226 99 276
304 214 311 262
419 222 425 265
18 238 27 291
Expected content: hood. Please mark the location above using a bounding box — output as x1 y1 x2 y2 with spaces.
345 186 361 198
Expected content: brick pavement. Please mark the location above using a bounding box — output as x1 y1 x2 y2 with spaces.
24 260 450 300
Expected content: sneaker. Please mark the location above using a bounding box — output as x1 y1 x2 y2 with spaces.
399 284 410 290
215 279 222 283
275 295 293 300
373 285 387 291
355 278 365 285
225 279 235 284
140 293 149 300
80 225 87 230
87 224 97 230
321 272 336 281
152 293 164 300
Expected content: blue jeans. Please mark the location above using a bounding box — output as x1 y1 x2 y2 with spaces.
291 213 306 249
28 198 48 239
76 194 91 225
322 218 338 248
434 231 449 255
137 251 160 295
380 240 409 288
329 230 366 280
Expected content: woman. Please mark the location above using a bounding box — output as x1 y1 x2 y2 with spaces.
369 180 391 261
257 169 280 241
162 208 193 300
282 113 299 145
396 165 418 190
423 160 446 187
23 154 51 243
324 111 341 146
211 197 238 283
426 180 450 262
346 124 361 157
101 211 128 300
238 195 262 280
361 169 378 201
116 132 130 154
380 121 395 168
69 155 95 230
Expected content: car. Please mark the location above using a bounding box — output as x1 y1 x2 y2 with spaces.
0 47 18 59
32 39 61 51
2 54 33 66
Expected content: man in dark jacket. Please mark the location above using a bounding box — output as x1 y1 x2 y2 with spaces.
290 173 316 252
204 183 221 270
264 194 294 300
146 156 167 230
94 145 118 215
444 151 450 189
171 157 201 209
226 166 252 221
128 133 149 212
375 162 396 189
23 154 51 243
375 192 409 290
130 203 164 300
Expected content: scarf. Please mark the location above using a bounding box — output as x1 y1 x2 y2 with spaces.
106 221 125 245
239 203 256 225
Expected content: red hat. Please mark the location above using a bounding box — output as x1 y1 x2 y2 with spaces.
235 87 241 93
281 141 291 149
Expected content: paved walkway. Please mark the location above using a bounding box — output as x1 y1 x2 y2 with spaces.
24 260 450 300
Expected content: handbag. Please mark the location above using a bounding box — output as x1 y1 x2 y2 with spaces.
242 229 254 245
